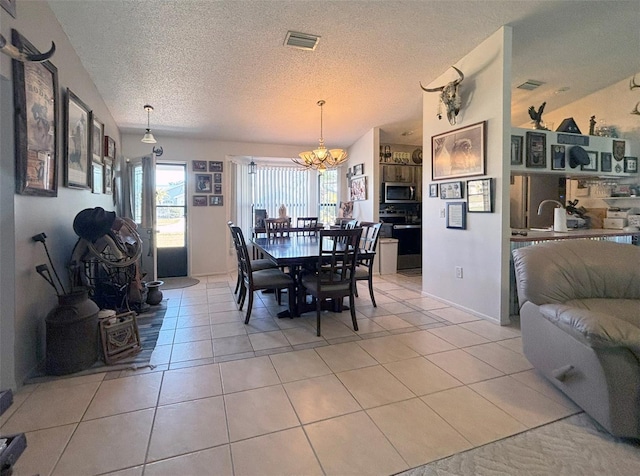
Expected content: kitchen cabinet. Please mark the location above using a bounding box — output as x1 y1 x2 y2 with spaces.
381 164 422 183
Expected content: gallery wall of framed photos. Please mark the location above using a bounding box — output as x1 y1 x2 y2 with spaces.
11 28 119 198
192 160 224 206
428 121 494 230
510 127 638 178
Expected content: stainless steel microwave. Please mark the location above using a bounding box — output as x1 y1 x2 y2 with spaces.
383 182 418 203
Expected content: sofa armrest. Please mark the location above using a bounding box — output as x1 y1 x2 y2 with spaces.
539 304 640 358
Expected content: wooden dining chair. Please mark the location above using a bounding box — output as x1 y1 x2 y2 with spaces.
296 217 319 236
299 228 362 336
227 222 277 301
265 217 291 238
231 226 295 324
344 219 359 230
353 222 382 307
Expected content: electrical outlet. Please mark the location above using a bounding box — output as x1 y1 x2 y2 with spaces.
440 208 446 218
455 266 463 279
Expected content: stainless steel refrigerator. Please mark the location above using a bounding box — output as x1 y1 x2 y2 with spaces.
510 175 566 229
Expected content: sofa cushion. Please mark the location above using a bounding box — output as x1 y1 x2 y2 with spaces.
563 298 640 326
539 303 640 359
512 240 640 306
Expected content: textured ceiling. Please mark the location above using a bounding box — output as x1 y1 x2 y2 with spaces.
48 0 640 149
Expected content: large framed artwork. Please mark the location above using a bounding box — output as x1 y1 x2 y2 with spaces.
65 89 92 189
432 121 486 180
12 29 59 197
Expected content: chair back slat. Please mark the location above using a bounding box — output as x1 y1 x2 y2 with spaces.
296 217 319 236
265 217 291 238
316 229 362 285
231 225 254 283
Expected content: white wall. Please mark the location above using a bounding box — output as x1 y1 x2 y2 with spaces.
422 27 513 324
533 74 640 143
121 135 311 276
0 1 121 388
344 128 379 222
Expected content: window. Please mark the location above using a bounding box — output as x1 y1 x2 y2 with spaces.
318 169 338 225
232 160 340 235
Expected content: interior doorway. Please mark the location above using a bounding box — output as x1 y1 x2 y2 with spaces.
156 163 188 277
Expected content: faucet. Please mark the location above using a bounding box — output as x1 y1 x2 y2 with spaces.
538 200 568 232
537 199 564 215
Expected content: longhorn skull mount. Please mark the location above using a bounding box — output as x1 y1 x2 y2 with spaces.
420 66 465 125
0 33 55 62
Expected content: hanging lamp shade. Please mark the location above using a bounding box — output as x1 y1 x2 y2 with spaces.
141 105 157 143
292 100 347 172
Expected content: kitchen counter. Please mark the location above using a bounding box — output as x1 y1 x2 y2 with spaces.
510 228 640 242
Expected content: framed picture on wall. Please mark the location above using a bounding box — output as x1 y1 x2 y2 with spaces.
446 202 467 229
209 195 223 206
432 121 486 180
64 88 92 189
195 173 212 193
525 131 547 168
92 116 104 164
601 152 612 172
581 151 598 171
193 195 207 206
439 181 463 200
192 160 207 171
209 161 223 172
91 163 103 194
103 157 113 194
12 29 59 197
466 178 493 213
510 135 523 165
429 183 438 198
349 176 367 201
551 145 565 170
624 157 638 173
104 136 116 160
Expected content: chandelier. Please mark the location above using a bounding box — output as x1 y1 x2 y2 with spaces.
292 100 348 172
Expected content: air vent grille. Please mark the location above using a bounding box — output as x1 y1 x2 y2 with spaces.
284 31 320 51
517 80 544 90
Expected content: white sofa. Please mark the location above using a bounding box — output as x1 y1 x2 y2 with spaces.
512 239 640 438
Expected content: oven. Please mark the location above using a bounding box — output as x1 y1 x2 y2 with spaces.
379 211 422 270
391 224 422 269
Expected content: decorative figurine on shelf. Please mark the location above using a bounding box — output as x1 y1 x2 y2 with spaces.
589 116 596 135
278 204 287 218
528 102 548 130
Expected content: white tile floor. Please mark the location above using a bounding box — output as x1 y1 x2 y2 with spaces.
1 273 581 476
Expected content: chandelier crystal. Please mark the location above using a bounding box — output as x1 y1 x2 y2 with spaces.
292 100 347 172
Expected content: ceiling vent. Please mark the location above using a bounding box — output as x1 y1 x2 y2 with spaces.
517 80 544 91
284 31 320 51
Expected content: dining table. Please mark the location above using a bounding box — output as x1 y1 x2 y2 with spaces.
251 234 373 318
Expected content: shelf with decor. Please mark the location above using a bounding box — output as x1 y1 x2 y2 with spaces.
510 127 638 178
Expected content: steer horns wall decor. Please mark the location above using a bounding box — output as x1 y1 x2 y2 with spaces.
420 66 465 125
0 32 55 62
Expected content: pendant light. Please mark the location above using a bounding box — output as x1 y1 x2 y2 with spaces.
248 159 257 174
141 105 157 144
292 100 347 172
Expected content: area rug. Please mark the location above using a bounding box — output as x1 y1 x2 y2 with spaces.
397 413 640 476
26 305 166 384
160 277 200 290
